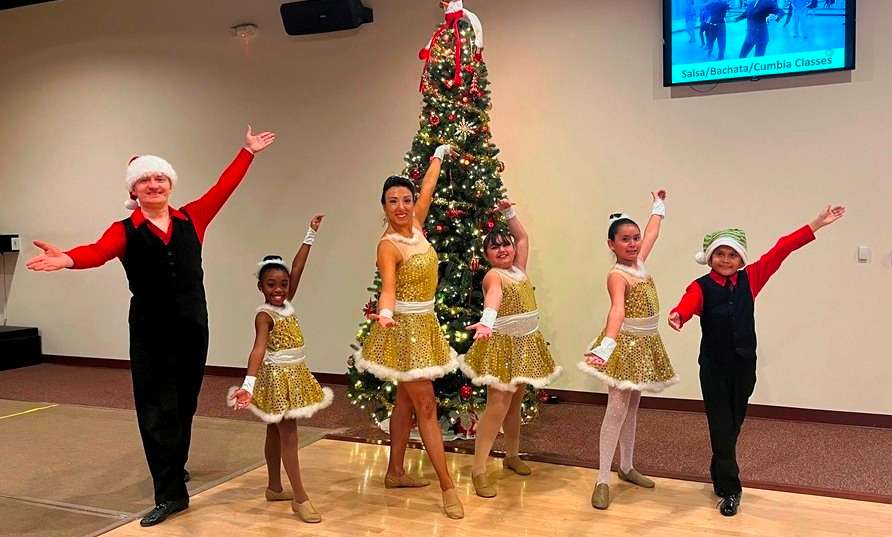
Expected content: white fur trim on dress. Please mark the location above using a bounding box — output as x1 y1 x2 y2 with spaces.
383 228 423 245
227 386 334 423
126 155 177 188
613 261 648 279
352 348 459 382
257 301 295 317
576 361 679 393
458 357 563 392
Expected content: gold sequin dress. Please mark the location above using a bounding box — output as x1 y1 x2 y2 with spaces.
232 301 333 422
460 267 562 392
577 266 678 393
354 230 458 382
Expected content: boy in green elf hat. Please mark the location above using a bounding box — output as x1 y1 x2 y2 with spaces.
668 205 845 517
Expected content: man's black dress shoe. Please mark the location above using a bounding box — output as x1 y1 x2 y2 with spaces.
719 492 741 517
140 498 189 527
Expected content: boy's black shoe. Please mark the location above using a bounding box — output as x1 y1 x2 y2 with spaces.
140 499 189 527
719 493 741 517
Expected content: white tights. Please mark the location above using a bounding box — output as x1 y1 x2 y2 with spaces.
597 386 642 484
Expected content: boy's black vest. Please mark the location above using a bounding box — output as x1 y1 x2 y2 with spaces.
696 270 756 365
120 211 208 326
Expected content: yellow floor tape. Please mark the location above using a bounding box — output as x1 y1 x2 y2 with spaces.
0 403 58 420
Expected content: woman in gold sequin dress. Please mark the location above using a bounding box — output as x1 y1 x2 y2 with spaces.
577 191 678 510
461 199 562 498
353 144 464 519
229 215 333 524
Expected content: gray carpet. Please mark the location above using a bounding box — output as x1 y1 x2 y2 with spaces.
0 400 330 537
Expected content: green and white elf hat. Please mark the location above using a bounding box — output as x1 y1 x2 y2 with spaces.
695 228 748 265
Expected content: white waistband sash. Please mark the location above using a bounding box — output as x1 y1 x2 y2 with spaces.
264 346 306 365
493 310 540 337
621 315 660 336
395 299 436 314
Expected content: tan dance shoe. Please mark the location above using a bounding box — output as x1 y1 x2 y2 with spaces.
291 499 322 523
384 473 430 489
442 488 465 519
502 456 532 476
265 487 293 501
591 483 610 510
618 468 655 488
472 472 497 498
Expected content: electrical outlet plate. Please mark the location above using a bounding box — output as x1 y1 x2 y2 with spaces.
10 237 19 251
857 246 871 263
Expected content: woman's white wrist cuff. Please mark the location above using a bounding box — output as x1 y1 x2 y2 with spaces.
651 199 666 217
379 309 394 319
500 206 517 220
433 144 451 161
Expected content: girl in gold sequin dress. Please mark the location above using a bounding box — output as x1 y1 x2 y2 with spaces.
353 145 464 520
461 200 562 498
577 191 678 511
229 215 333 524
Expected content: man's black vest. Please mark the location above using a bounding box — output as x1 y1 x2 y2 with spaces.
696 270 756 364
121 211 207 325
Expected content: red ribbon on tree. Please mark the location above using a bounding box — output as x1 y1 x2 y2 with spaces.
418 9 465 92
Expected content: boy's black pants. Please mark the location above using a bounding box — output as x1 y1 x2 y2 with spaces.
699 357 756 496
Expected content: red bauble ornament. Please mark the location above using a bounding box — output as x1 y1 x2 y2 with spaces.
409 168 422 180
486 219 496 230
445 79 455 90
435 223 445 232
469 256 480 272
461 95 470 104
474 52 483 62
537 390 550 403
447 112 457 122
460 385 473 399
463 64 475 73
481 125 490 133
429 114 441 126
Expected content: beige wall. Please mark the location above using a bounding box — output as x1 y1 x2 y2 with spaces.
1 0 889 414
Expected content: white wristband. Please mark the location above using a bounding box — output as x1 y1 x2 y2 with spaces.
589 337 617 362
241 375 256 395
303 227 317 246
433 144 452 161
379 308 394 319
500 206 517 220
480 307 498 329
651 199 666 217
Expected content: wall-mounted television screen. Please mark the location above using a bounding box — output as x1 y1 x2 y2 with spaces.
663 0 856 86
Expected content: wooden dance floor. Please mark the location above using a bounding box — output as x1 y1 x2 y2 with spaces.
104 439 891 537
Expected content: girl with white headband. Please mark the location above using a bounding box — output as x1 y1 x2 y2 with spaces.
577 190 678 510
229 215 333 524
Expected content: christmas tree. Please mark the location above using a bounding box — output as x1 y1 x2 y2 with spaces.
347 1 541 437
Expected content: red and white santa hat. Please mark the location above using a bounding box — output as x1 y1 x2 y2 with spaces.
125 155 178 210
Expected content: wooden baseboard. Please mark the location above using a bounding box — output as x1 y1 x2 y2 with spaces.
545 388 892 429
40 355 891 429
